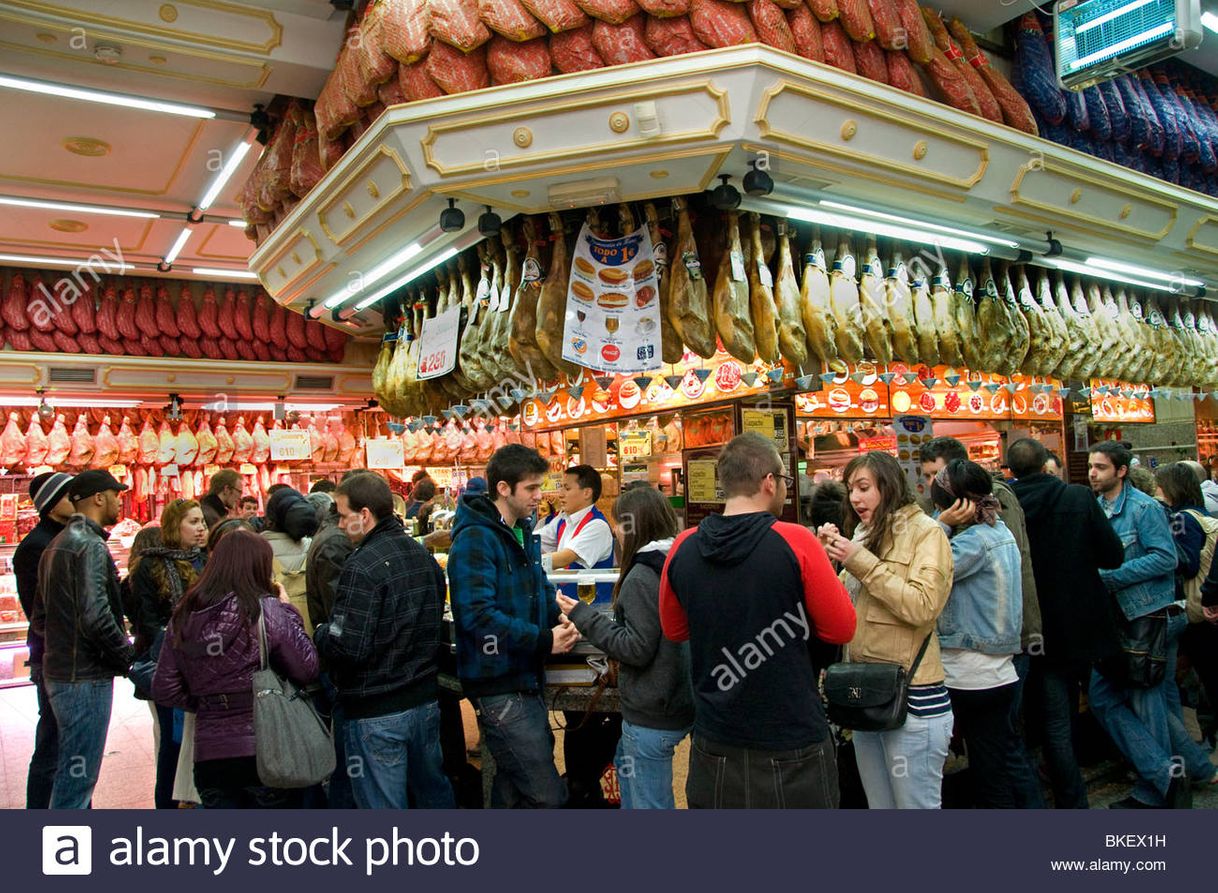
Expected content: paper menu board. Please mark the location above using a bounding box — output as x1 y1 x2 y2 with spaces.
741 408 789 451
893 415 934 499
561 220 662 373
1090 379 1155 423
686 458 723 504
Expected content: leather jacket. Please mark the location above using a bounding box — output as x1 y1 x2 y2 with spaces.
32 514 133 683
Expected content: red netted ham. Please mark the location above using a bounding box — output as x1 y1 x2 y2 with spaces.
576 0 641 25
431 0 492 51
355 5 398 101
219 288 237 335
853 36 888 83
0 412 26 467
199 286 221 338
488 34 553 83
251 417 271 464
398 59 446 99
48 282 78 337
748 0 796 53
2 274 29 332
137 417 159 465
336 418 358 465
252 293 272 342
894 0 932 64
426 41 491 93
323 323 346 362
214 419 235 464
233 291 254 341
480 0 547 40
231 417 255 463
637 0 688 16
787 5 823 62
67 416 94 469
269 301 288 357
923 46 981 116
117 287 140 340
644 15 705 55
93 417 119 468
25 417 48 466
550 23 605 71
320 419 340 462
821 18 856 72
28 276 54 334
116 416 138 465
383 0 432 63
140 333 165 357
156 420 176 466
45 415 71 466
690 0 757 48
521 0 589 32
306 315 328 352
290 104 324 198
887 50 926 96
136 285 158 338
592 15 655 64
153 285 179 337
52 330 82 353
809 0 838 21
70 280 97 335
97 285 120 340
196 418 218 465
838 0 874 41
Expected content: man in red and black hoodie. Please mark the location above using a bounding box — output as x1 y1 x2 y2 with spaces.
661 433 856 808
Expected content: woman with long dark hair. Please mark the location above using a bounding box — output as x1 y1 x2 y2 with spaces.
555 486 694 808
930 459 1030 808
129 499 207 809
152 528 319 808
818 451 953 808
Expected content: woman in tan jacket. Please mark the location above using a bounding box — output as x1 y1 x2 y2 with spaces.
819 452 954 808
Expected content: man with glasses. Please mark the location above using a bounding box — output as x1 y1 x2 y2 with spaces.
201 469 243 529
660 433 856 808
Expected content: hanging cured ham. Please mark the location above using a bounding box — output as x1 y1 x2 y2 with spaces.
67 416 95 469
195 418 218 467
320 418 340 462
800 228 837 364
45 415 71 466
827 234 865 363
214 419 235 465
176 420 200 467
713 211 756 363
25 416 49 467
93 417 119 468
231 417 254 463
0 413 26 467
745 212 780 365
156 420 177 466
251 417 271 464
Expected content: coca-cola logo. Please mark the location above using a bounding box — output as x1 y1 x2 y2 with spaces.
601 344 621 363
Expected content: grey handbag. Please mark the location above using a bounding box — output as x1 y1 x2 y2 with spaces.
252 606 335 788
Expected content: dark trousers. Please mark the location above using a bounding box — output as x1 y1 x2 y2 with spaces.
194 757 303 809
1009 653 1046 808
687 734 839 809
949 683 1032 809
1181 622 1218 739
561 710 622 806
316 673 354 809
154 704 182 809
25 664 58 809
1037 658 1090 809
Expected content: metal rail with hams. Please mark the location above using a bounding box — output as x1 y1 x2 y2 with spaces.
0 271 348 364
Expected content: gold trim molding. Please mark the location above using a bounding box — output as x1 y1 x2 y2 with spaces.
1010 161 1177 242
318 146 413 248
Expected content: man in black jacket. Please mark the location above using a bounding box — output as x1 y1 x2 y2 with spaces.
14 472 74 809
1008 438 1124 808
33 470 133 809
314 472 454 809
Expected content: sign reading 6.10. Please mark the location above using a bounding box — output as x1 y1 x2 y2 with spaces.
417 305 461 381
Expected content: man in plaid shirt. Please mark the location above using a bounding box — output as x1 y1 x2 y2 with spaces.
314 472 454 809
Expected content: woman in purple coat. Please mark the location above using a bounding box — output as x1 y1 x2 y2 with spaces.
153 528 319 808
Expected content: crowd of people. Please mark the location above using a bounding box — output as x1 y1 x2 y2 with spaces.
10 429 1218 810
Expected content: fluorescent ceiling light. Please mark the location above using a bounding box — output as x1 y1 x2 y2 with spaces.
0 196 159 219
779 204 990 255
227 219 247 228
197 140 253 211
198 400 342 412
192 267 258 279
324 241 423 309
355 248 459 311
1203 11 1218 33
163 227 193 265
0 251 132 271
817 199 1020 248
0 74 215 118
1075 0 1154 35
1040 256 1182 292
1068 21 1172 69
1085 256 1204 288
0 396 143 408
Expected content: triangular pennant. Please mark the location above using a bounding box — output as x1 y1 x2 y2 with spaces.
879 372 897 385
983 383 1001 394
422 415 437 426
850 372 867 384
967 379 983 392
1078 387 1093 398
742 371 760 387
509 389 526 403
633 376 653 391
944 374 962 387
498 394 516 409
452 404 470 417
820 372 837 383
921 378 939 389
1056 386 1072 397
423 425 435 435
567 385 585 400
693 368 712 383
407 421 422 433
664 375 684 390
595 375 614 391
766 368 785 384
1004 383 1019 395
387 422 404 435
795 375 816 390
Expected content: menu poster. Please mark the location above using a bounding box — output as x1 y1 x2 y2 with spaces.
894 415 934 499
1090 379 1155 424
795 362 889 419
738 400 799 521
683 448 725 528
562 221 662 374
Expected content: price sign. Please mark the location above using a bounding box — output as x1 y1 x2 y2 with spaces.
619 430 653 462
366 438 405 470
417 305 461 380
269 429 312 462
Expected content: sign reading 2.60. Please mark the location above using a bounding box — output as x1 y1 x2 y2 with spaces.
417 305 461 381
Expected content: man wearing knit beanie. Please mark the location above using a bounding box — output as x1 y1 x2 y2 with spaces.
12 472 74 808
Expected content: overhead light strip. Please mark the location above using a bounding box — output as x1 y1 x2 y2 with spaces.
773 203 991 255
1074 0 1155 35
0 196 159 219
0 396 144 408
355 248 460 311
197 140 253 211
816 199 1020 248
227 219 247 228
1204 11 1218 34
0 73 216 119
0 252 133 271
163 227 193 266
191 267 258 279
324 242 423 309
1038 256 1183 292
1085 256 1204 288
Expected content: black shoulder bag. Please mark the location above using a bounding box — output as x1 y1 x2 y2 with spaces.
823 634 932 732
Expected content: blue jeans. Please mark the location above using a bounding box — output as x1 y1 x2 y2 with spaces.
1164 615 1217 784
343 701 455 810
852 710 954 809
317 673 354 809
1037 658 1089 808
26 664 59 809
614 720 690 809
1009 653 1046 808
153 704 182 809
474 692 566 808
46 677 114 810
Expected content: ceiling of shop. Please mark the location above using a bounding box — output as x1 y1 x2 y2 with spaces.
0 0 348 276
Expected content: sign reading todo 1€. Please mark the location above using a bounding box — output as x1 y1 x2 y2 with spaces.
562 221 662 374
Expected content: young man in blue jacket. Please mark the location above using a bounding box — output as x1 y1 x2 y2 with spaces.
1087 441 1190 809
448 444 580 808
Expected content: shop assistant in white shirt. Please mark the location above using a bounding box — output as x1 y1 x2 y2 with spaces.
539 466 613 573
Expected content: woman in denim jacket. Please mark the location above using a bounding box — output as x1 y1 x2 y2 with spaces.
931 460 1034 809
